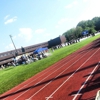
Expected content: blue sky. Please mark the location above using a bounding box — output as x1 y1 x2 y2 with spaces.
0 0 100 53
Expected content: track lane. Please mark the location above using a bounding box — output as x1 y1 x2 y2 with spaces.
73 62 100 100
79 62 100 100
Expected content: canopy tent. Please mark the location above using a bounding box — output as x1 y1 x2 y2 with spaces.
82 30 89 35
33 47 48 54
42 47 48 51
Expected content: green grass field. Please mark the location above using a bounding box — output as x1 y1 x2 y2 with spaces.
0 34 100 94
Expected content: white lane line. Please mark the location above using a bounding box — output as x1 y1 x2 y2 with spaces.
26 48 91 100
71 94 82 96
45 96 53 99
13 51 84 100
45 48 100 100
72 61 100 100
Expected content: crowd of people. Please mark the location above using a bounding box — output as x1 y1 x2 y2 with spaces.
0 51 49 69
13 52 48 66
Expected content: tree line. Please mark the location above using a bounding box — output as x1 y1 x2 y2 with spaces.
63 16 100 43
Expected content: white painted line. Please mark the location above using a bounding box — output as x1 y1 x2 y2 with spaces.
26 49 93 99
72 62 100 100
46 48 100 100
95 90 100 100
71 94 82 96
45 96 53 99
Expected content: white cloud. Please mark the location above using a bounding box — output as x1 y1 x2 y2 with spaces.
33 33 51 44
34 37 40 44
65 1 78 9
4 15 10 20
44 33 51 37
4 16 17 25
18 28 33 42
58 18 72 24
43 33 51 38
35 28 46 34
83 0 90 2
13 35 17 39
56 18 73 28
77 0 100 22
5 43 15 50
83 0 87 2
65 4 72 9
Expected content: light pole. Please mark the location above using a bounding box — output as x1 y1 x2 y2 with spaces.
9 35 18 56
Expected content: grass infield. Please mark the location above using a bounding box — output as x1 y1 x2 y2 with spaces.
0 34 100 94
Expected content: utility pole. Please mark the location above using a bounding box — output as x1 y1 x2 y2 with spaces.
9 35 18 56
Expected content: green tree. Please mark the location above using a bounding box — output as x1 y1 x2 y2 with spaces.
74 26 83 38
63 16 100 42
77 21 88 29
92 17 100 31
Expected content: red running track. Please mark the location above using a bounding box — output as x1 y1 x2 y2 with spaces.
0 38 100 100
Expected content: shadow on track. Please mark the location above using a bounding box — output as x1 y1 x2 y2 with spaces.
69 64 100 100
78 38 100 54
80 96 95 100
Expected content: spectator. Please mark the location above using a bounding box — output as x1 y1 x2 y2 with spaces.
1 65 5 69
